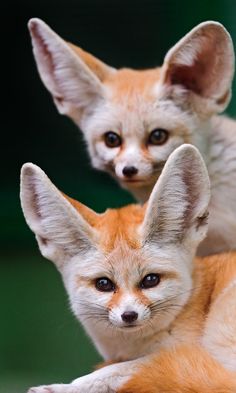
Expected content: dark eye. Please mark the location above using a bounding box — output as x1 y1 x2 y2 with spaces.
140 274 160 289
95 277 115 292
104 131 122 148
148 129 169 145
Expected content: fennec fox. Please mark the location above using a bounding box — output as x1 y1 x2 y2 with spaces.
20 145 236 393
28 19 236 256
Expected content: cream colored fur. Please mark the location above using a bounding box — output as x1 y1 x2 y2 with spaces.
28 19 236 256
20 145 236 393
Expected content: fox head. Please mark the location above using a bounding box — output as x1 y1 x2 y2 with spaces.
20 145 210 353
28 19 234 201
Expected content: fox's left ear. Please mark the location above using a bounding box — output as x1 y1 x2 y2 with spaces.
160 22 235 117
142 144 210 251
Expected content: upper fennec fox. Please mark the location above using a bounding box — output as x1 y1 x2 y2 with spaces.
28 18 236 256
20 145 236 393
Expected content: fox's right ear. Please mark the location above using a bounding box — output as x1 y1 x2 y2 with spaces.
160 22 235 117
142 144 210 252
20 163 98 268
28 18 115 119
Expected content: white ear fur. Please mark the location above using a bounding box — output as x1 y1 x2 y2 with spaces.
28 18 111 117
160 21 235 116
142 144 210 248
20 163 97 266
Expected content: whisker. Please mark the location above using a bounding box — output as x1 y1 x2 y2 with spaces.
149 283 207 312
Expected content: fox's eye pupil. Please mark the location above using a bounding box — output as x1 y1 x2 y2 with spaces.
104 132 122 148
148 129 169 145
141 274 160 289
95 277 115 292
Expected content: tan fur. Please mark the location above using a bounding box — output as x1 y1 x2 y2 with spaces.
65 194 145 251
104 68 162 104
118 345 236 393
107 289 124 310
70 42 162 102
69 43 112 83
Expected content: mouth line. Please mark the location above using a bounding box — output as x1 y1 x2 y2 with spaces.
121 179 147 184
116 324 142 331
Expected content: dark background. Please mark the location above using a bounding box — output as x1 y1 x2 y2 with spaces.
1 1 236 392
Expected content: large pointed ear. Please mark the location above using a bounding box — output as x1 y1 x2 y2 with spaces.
28 18 115 119
20 163 99 267
160 22 235 117
142 144 210 250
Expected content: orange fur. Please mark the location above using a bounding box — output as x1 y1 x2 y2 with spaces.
69 42 162 105
107 288 124 310
65 194 145 252
21 159 236 393
65 194 236 318
69 42 162 103
66 191 236 390
69 43 111 82
118 344 236 393
63 194 99 226
116 252 236 392
92 206 144 251
104 69 162 104
66 192 236 393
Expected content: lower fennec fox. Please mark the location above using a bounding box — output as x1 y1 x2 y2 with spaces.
20 145 236 393
28 18 236 255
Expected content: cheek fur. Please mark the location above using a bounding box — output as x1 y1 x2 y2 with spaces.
148 135 186 164
70 283 113 323
94 141 120 166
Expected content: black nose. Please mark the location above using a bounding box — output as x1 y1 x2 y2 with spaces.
121 311 138 323
122 166 138 178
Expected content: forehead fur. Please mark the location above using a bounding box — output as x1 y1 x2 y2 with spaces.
65 194 145 252
104 68 162 103
70 42 162 101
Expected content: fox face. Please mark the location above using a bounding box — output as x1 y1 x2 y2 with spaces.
20 145 210 355
67 242 193 334
28 19 234 201
80 73 195 195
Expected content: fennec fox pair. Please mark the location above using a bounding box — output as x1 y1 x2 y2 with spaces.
28 18 236 256
21 145 236 393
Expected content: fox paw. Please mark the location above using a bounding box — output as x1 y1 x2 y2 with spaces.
27 384 76 393
28 387 53 393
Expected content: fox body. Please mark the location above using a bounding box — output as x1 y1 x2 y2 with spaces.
28 19 236 256
20 145 236 393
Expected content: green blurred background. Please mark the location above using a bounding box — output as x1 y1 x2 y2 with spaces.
1 1 236 392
